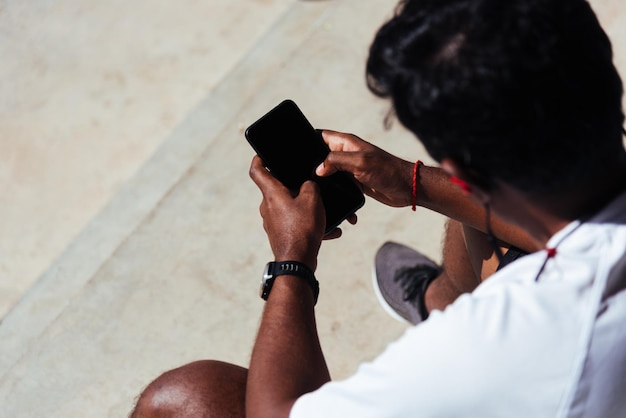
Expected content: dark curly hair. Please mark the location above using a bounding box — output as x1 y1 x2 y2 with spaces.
367 0 624 194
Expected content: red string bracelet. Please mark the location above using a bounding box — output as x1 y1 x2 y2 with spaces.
412 160 423 211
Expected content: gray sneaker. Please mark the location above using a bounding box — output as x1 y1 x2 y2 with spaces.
372 242 441 325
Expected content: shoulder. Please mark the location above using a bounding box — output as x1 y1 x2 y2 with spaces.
292 216 626 417
292 266 585 417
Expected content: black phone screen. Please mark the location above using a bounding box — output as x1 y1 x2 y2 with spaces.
245 100 365 233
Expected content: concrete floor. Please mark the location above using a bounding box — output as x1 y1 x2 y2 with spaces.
0 1 624 417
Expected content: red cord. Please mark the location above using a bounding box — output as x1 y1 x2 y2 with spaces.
450 176 473 194
412 160 422 211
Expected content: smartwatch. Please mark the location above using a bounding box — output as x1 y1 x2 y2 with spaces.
260 261 319 305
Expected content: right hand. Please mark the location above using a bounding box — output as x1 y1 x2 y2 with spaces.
250 156 325 271
315 130 416 208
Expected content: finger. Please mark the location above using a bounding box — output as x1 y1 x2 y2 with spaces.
346 213 358 225
323 228 343 240
321 130 363 152
249 156 284 196
299 179 321 197
316 150 363 177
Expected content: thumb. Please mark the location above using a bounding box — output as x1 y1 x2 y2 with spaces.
316 151 360 177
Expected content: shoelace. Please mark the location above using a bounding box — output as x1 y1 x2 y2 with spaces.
393 265 441 320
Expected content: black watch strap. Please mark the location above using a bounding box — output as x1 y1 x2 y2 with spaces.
261 261 319 305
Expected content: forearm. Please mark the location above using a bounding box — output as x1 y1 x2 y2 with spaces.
247 275 330 418
415 165 538 252
319 130 535 251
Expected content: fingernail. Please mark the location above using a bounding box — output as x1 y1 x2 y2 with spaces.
315 162 324 175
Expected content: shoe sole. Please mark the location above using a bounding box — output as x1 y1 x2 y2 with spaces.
371 263 412 325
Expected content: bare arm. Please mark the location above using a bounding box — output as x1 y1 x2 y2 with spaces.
414 164 538 251
247 156 330 418
316 130 539 252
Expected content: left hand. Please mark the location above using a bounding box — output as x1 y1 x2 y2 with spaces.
249 156 325 271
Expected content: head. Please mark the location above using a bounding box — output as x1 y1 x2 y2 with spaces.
367 0 625 196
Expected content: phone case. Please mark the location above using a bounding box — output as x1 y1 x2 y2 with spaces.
245 100 364 233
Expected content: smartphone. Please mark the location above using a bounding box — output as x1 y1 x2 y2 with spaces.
245 99 365 234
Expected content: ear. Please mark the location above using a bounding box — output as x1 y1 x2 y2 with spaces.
440 158 491 204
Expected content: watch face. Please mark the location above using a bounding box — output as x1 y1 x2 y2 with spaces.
260 262 275 300
258 261 318 304
263 262 273 280
260 277 274 300
259 279 267 299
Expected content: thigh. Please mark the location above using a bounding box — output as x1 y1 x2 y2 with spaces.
130 360 247 418
461 223 508 282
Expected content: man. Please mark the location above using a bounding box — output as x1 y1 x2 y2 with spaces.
131 0 626 416
315 129 536 324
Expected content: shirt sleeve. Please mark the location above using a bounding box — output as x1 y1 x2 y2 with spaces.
290 270 583 418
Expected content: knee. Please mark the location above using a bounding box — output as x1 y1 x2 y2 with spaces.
130 360 247 418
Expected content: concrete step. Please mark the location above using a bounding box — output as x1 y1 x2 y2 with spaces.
0 1 428 416
0 0 295 319
1 0 624 417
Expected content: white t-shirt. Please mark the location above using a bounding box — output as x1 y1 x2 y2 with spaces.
291 191 626 418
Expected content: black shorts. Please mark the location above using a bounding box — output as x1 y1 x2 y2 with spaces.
496 246 528 271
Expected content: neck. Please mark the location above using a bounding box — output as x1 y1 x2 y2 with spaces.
492 156 626 248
